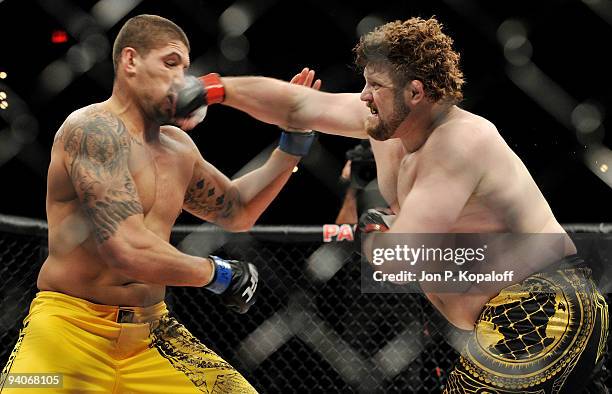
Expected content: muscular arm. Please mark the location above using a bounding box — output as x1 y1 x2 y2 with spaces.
183 137 299 231
387 125 492 330
222 75 369 138
59 110 212 287
390 132 479 234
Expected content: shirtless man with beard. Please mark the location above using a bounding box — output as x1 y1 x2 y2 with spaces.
192 16 608 394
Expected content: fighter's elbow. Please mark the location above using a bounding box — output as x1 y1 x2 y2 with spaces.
229 223 255 233
219 215 256 232
98 234 148 275
212 187 256 232
98 237 133 270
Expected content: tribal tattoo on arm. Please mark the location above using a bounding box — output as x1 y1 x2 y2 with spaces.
59 110 143 243
183 158 240 225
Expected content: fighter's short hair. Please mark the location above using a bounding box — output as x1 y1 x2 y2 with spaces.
112 14 190 72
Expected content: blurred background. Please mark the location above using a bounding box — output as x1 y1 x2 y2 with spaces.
0 0 611 225
1 1 612 392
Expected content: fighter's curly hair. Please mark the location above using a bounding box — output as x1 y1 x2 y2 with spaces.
354 17 464 103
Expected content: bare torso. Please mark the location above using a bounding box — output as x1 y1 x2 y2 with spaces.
370 107 575 324
371 107 566 234
39 104 195 307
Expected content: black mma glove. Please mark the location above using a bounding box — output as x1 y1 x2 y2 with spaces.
174 73 225 119
358 208 396 233
204 255 258 314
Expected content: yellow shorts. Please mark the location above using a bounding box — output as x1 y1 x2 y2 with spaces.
0 291 258 393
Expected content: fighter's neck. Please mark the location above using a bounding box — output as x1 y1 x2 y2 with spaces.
107 86 161 143
397 103 456 153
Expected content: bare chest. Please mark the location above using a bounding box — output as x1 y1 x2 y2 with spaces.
128 141 192 228
374 141 505 231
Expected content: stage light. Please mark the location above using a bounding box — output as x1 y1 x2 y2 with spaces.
51 30 69 44
0 71 6 79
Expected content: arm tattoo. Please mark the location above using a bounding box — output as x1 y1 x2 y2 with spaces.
184 168 239 222
60 110 143 243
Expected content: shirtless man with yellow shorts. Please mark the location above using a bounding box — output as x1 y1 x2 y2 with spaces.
1 14 316 393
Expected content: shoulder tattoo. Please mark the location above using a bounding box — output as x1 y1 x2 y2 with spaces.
60 110 143 243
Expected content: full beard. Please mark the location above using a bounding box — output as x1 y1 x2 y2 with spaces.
366 117 395 141
365 94 410 141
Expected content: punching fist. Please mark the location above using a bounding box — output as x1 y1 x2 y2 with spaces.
173 73 225 130
204 255 259 314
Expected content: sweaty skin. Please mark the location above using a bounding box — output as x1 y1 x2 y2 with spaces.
220 67 576 330
38 41 300 307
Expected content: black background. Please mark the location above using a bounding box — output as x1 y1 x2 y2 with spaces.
0 0 610 225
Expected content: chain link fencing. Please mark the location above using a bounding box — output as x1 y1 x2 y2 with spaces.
0 215 610 393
